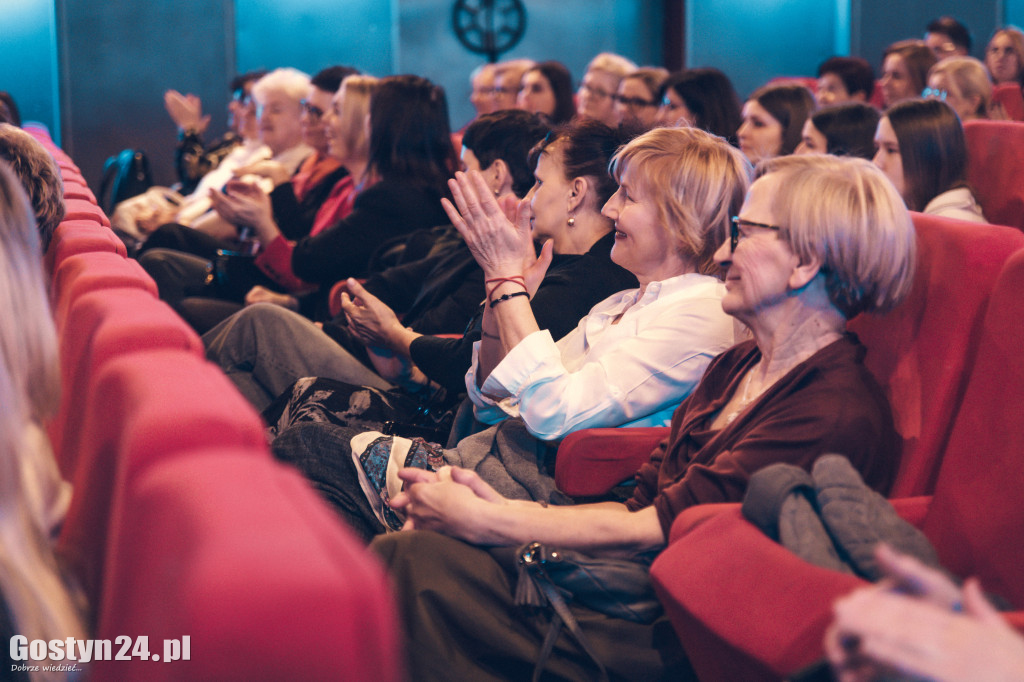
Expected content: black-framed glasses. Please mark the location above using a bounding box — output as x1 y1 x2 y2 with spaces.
730 216 782 252
300 99 325 119
613 94 657 109
579 82 613 100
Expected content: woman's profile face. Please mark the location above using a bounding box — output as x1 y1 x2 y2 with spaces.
987 33 1021 84
602 164 681 283
658 88 695 127
300 86 333 153
517 70 556 118
872 116 905 199
795 119 828 155
522 147 574 244
615 78 659 129
880 54 915 107
737 99 784 165
713 173 798 322
324 87 352 161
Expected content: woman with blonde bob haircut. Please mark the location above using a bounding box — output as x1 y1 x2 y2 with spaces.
926 56 992 121
368 139 912 681
0 162 87 670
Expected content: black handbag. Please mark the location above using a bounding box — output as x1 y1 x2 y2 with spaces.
508 541 662 682
98 148 153 214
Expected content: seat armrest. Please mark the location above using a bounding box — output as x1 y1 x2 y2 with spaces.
554 427 667 497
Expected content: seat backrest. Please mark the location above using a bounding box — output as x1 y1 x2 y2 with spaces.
922 249 1024 607
766 75 818 95
847 213 1024 496
963 119 1024 231
992 82 1024 121
58 349 267 609
51 251 157 325
94 451 403 682
45 220 128 275
49 288 204 477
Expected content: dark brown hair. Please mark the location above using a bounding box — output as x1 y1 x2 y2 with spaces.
886 98 968 211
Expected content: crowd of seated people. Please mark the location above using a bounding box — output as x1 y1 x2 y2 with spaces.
6 13 1024 678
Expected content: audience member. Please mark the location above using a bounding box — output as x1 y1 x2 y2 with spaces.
738 83 816 164
614 67 669 130
165 69 267 194
272 124 742 540
492 59 535 111
874 98 986 221
926 56 992 121
467 63 498 120
880 40 938 107
985 27 1024 86
369 152 915 681
577 52 638 126
0 161 87 670
925 16 972 59
0 91 21 127
795 103 880 159
138 68 361 332
657 68 743 142
516 61 575 125
0 124 65 251
825 544 1024 682
816 57 876 106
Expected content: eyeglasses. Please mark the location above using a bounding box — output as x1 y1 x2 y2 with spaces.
300 99 325 119
730 216 782 252
613 94 657 109
922 87 948 101
579 82 613 101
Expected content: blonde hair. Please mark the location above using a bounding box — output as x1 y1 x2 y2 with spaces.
929 56 993 117
0 124 64 251
586 52 638 81
333 75 378 167
759 155 917 317
0 162 86 675
610 126 752 276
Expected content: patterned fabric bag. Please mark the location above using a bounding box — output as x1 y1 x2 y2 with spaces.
350 432 445 531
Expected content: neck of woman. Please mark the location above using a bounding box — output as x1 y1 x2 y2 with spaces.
343 158 369 187
555 213 612 256
749 307 847 385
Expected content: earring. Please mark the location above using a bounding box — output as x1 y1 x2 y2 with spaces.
494 188 500 196
567 214 575 227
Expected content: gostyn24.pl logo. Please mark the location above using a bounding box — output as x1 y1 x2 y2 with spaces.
10 635 190 665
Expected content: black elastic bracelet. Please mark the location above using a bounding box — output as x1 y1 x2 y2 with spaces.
489 290 530 308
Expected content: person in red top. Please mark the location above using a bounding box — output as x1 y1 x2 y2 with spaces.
371 153 917 681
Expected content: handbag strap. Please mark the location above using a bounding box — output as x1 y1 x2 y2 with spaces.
529 566 610 682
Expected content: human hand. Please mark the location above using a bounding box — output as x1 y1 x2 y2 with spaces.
164 90 210 133
826 577 1024 682
244 285 299 311
441 170 533 280
390 466 506 540
210 180 278 242
340 278 404 348
235 159 292 187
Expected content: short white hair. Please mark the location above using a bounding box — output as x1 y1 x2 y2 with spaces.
251 67 311 105
586 52 638 80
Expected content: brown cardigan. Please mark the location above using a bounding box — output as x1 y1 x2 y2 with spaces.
626 334 899 539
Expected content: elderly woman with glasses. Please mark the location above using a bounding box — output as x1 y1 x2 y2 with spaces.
577 52 637 126
369 152 915 681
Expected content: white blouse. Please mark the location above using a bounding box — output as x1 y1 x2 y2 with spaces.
465 272 738 441
923 187 987 224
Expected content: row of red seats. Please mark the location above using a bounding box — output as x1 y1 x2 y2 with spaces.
27 128 402 681
555 210 1024 679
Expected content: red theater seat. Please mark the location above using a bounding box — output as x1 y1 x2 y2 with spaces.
64 197 111 227
964 119 1024 231
45 221 127 275
992 82 1024 121
58 349 267 609
93 451 403 682
50 251 156 326
648 239 1024 681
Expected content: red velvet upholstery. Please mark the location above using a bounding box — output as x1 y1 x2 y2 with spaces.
93 451 403 682
64 197 110 226
556 214 1024 501
846 213 1024 496
555 427 667 497
58 349 267 608
649 243 1024 681
44 220 128 275
51 251 157 325
992 82 1024 121
964 119 1024 231
49 289 204 477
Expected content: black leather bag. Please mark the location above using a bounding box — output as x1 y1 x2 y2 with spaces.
99 148 153 214
501 541 662 682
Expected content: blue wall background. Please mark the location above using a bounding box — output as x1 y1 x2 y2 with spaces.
3 1 1023 190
